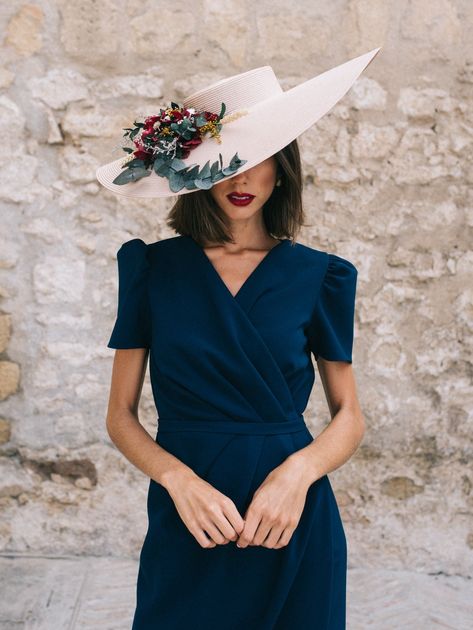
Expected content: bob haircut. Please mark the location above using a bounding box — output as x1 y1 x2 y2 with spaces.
167 138 307 246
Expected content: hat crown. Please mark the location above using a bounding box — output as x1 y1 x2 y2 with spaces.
183 66 283 115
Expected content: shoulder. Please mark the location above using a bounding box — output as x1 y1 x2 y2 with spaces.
117 235 185 262
291 240 357 277
117 237 148 257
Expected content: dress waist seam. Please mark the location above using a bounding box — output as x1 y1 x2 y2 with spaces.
157 417 307 435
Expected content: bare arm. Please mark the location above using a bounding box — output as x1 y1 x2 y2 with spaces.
106 348 245 547
285 358 365 486
105 348 196 490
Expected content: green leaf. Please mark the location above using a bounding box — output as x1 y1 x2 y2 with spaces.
195 177 213 190
112 167 151 185
218 102 226 119
155 161 172 176
194 115 207 127
169 171 186 192
153 157 167 173
210 160 219 181
184 164 200 180
170 158 188 172
221 166 237 176
124 158 146 169
198 160 211 180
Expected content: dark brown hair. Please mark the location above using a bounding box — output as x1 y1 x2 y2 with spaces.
166 138 307 245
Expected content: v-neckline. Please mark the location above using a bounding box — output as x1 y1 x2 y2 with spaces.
186 235 289 301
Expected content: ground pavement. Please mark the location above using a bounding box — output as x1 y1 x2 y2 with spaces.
0 554 472 629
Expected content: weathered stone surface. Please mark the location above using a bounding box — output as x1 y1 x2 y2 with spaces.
30 68 89 110
0 418 11 444
33 258 85 304
0 361 20 401
0 314 11 353
4 4 44 57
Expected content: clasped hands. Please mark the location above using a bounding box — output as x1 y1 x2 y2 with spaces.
168 453 312 550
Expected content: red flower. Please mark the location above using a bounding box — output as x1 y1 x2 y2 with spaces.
169 109 184 121
180 136 202 151
144 115 160 130
133 149 152 160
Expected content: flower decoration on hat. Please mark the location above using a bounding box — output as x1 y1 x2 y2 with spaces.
112 102 248 193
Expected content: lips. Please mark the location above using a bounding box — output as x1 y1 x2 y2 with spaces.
227 192 255 200
227 192 256 207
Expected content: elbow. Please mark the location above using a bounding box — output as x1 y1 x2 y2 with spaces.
106 406 139 442
356 413 367 443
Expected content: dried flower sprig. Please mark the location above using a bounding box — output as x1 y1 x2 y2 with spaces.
112 101 248 193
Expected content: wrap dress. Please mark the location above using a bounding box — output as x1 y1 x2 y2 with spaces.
107 234 358 630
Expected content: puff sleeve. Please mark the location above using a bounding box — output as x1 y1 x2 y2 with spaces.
307 253 358 363
107 239 152 349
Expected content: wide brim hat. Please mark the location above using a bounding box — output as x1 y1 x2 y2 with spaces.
95 47 382 199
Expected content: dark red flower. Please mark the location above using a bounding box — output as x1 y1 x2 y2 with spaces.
144 115 160 130
180 137 202 151
133 149 152 160
170 109 184 121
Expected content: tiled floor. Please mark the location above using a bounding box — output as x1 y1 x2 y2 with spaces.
0 554 471 629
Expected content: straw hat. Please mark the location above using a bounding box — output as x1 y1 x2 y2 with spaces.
95 47 382 199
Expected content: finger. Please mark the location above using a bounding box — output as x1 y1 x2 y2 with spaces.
262 524 285 549
221 500 246 539
237 513 261 548
191 525 217 548
253 518 274 547
273 526 293 549
202 519 230 545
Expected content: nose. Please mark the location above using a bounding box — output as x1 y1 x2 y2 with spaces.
229 169 249 184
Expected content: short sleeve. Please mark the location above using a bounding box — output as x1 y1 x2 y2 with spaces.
307 253 358 363
107 239 152 349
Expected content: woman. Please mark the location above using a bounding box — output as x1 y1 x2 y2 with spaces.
98 49 380 629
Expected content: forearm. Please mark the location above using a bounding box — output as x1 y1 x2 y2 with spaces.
286 407 365 486
106 410 197 490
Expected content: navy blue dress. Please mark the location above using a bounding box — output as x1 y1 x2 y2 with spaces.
107 234 358 630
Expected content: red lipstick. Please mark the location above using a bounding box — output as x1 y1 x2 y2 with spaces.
227 192 255 206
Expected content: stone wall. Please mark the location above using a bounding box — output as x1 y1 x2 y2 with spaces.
0 1 472 576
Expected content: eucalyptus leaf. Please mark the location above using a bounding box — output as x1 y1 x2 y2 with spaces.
153 157 167 173
194 115 207 127
124 158 146 169
169 171 186 192
184 164 200 179
221 168 234 176
170 158 188 172
112 167 150 185
195 177 213 190
199 160 211 180
210 160 219 180
155 161 172 176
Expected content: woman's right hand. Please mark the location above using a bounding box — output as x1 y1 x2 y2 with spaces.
165 471 246 548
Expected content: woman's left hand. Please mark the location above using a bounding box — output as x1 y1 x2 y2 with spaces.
235 454 312 549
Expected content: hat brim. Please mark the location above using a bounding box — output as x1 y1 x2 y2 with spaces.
95 47 381 199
